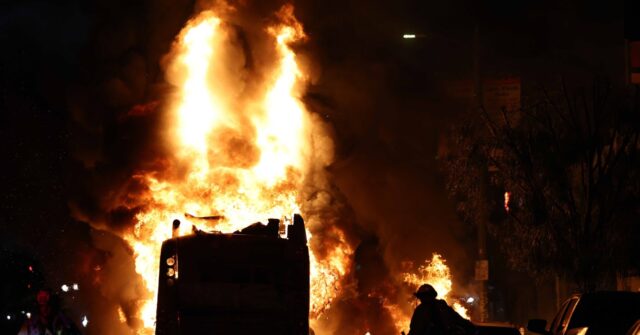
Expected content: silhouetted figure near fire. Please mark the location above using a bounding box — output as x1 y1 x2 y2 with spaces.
405 284 475 335
17 289 81 335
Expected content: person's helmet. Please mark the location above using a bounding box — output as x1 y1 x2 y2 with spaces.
414 284 437 299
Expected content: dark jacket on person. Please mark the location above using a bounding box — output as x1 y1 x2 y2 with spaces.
408 299 475 335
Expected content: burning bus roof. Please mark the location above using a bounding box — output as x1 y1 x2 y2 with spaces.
169 214 307 243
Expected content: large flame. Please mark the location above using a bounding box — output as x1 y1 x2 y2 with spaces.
353 254 470 334
121 6 351 334
404 254 468 317
385 254 470 333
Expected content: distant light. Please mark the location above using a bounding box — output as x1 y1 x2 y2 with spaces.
26 312 31 319
466 297 475 304
61 284 69 292
72 283 79 291
403 34 416 39
6 315 11 320
82 315 89 328
28 265 33 272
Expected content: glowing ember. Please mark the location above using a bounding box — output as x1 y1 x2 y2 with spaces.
119 5 350 334
117 307 127 324
504 191 511 213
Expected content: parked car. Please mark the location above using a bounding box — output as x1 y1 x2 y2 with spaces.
473 322 522 335
528 291 640 335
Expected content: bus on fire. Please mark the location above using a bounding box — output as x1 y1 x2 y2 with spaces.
155 214 309 335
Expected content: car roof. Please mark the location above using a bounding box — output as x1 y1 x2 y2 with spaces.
567 291 640 334
571 291 640 299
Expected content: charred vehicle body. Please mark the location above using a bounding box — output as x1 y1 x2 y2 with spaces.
155 214 309 335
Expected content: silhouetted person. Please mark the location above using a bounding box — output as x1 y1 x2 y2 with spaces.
406 284 475 335
17 289 81 335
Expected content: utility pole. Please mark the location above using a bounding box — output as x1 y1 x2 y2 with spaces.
473 24 490 323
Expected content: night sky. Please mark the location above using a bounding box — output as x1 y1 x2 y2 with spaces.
0 0 635 333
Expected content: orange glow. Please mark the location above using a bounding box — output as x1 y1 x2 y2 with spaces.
120 6 350 334
403 254 469 319
381 297 412 334
504 191 511 213
308 226 353 317
403 254 453 298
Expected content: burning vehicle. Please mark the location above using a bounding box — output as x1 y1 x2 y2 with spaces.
155 214 309 334
68 4 466 334
115 7 351 334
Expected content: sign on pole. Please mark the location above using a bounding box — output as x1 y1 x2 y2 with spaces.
630 41 640 85
475 259 489 281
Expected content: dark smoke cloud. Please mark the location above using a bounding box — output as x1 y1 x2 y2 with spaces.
297 0 476 254
63 2 198 332
293 1 481 331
